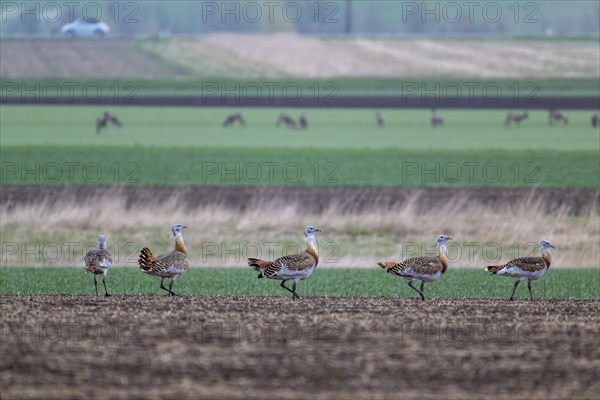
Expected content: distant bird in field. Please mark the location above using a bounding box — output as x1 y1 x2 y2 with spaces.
504 111 528 127
548 109 568 125
485 240 555 301
248 226 321 300
138 224 189 296
376 111 385 127
299 113 307 129
431 109 444 127
276 112 297 129
223 112 245 127
378 235 452 301
84 235 113 296
96 111 122 134
591 113 598 128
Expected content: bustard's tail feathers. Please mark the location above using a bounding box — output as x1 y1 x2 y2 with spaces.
378 261 397 271
248 258 270 269
139 247 156 272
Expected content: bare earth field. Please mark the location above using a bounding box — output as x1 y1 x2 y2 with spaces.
1 296 598 399
2 36 599 79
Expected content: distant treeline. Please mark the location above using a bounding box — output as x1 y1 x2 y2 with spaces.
1 0 599 36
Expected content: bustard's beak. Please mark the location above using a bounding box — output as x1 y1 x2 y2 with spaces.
315 228 322 232
182 225 188 229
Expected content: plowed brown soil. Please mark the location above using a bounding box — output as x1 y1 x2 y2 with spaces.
1 296 598 399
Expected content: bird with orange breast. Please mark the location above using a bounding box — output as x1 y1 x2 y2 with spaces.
138 224 189 296
378 235 452 301
486 240 555 301
248 226 321 300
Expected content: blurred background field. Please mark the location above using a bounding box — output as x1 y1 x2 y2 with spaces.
1 1 599 270
2 1 599 37
1 106 598 187
2 2 600 400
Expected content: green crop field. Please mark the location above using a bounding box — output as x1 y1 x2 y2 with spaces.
1 267 598 299
1 106 599 187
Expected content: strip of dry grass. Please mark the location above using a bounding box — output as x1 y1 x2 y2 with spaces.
1 190 597 268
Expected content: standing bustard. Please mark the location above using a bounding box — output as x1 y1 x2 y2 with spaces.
96 111 122 133
138 224 189 296
486 240 555 301
378 235 452 301
376 112 385 127
431 109 444 127
84 235 113 297
248 226 321 300
223 112 246 127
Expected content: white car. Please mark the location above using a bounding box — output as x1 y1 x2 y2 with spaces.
61 19 110 37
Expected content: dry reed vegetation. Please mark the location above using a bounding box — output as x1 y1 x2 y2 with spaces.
1 191 598 267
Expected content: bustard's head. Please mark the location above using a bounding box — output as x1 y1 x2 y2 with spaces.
304 226 321 236
172 224 188 237
539 240 555 251
435 235 452 245
97 235 107 248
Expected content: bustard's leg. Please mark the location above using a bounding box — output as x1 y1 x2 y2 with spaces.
159 277 171 294
280 280 295 297
419 281 425 294
527 280 534 301
93 275 98 296
408 281 425 301
168 278 178 296
510 280 520 301
291 281 301 301
102 274 110 297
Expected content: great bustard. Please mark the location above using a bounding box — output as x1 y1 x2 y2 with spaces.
378 235 452 301
223 112 246 127
138 224 189 296
548 109 568 125
248 226 321 300
83 235 113 296
486 240 555 301
96 111 122 134
376 111 385 127
504 111 528 127
299 113 307 129
431 109 444 127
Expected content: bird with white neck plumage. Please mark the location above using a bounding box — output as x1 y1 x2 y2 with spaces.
378 235 452 301
248 226 321 300
138 224 189 296
486 240 556 301
84 234 113 297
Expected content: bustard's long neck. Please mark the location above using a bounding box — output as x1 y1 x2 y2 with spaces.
437 243 449 273
541 248 552 267
174 233 187 254
305 234 319 263
98 240 106 251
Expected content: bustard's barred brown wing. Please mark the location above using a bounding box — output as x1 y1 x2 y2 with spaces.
84 249 112 273
139 247 189 275
380 256 442 276
261 252 317 277
488 256 547 274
